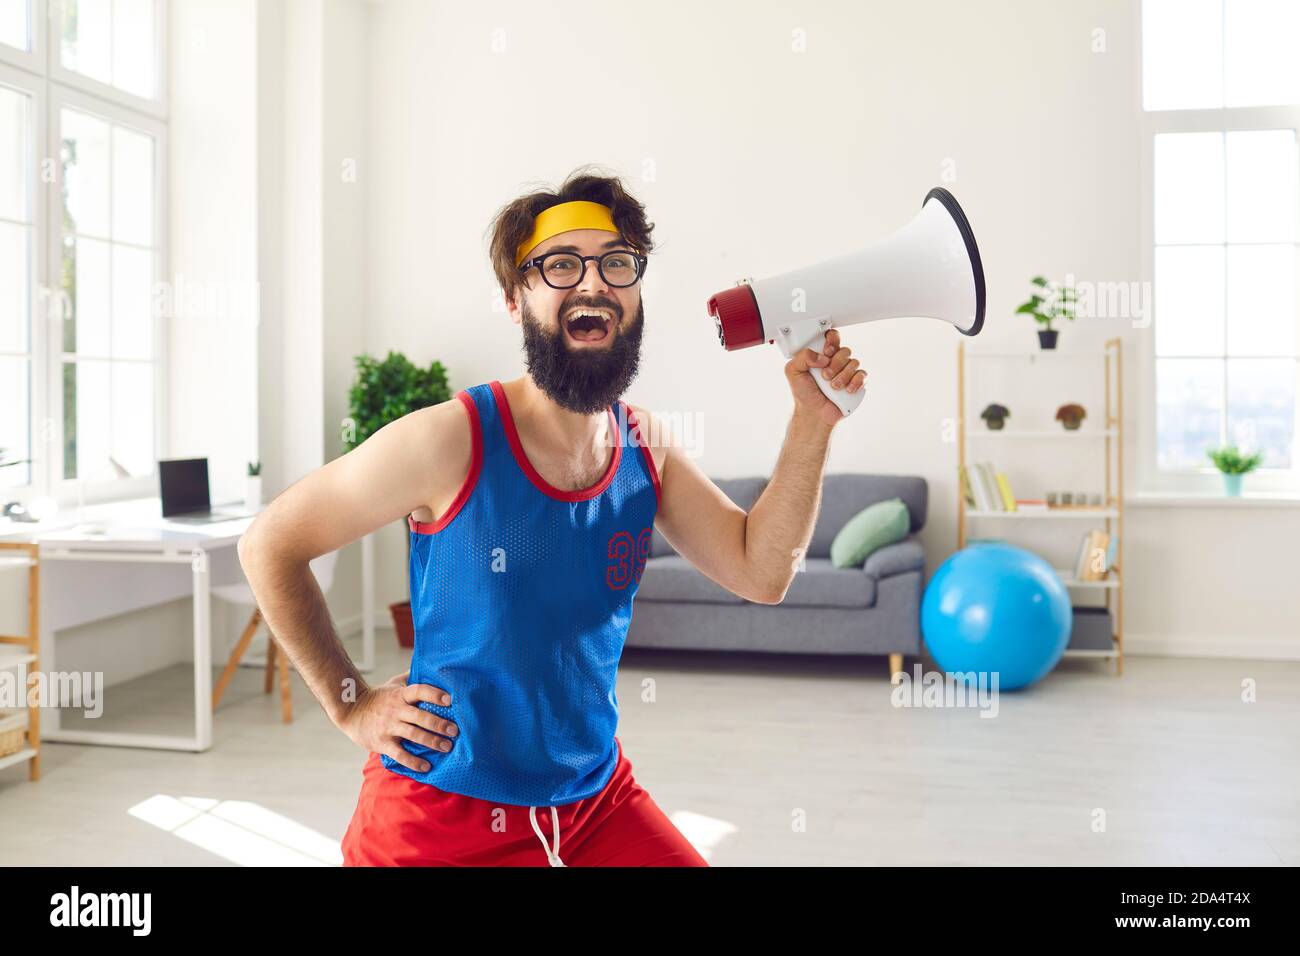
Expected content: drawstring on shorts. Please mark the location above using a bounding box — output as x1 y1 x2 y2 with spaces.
529 805 566 867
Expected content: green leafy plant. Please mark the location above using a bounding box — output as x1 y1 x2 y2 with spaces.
345 351 451 453
1055 403 1087 430
1015 275 1077 332
247 460 261 477
980 403 1010 430
346 351 452 638
1206 444 1263 475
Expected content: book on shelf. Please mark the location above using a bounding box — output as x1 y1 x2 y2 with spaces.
995 473 1017 511
976 462 1000 510
959 463 989 511
1072 531 1090 580
958 465 977 509
960 461 1028 512
1015 498 1049 512
1092 529 1112 579
1072 528 1111 581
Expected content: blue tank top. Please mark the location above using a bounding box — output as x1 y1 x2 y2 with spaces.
380 380 660 807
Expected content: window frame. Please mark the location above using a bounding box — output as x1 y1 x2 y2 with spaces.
1137 0 1300 496
46 81 167 505
47 0 169 121
0 0 168 508
0 59 45 498
0 0 47 77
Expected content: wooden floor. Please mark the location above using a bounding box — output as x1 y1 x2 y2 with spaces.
1 632 1296 866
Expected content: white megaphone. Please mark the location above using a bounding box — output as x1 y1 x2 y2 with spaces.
706 186 986 418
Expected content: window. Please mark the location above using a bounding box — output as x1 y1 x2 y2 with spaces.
1143 0 1300 111
56 96 160 484
55 0 160 105
1 0 31 53
0 0 165 504
1141 0 1300 493
0 70 34 491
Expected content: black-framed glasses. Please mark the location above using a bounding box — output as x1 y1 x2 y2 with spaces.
519 250 649 289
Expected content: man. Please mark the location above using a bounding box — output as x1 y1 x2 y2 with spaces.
237 167 866 867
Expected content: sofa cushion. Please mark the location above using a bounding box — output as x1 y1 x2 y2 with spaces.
861 536 926 579
637 556 745 604
830 497 911 568
808 474 927 558
651 476 769 558
775 558 876 608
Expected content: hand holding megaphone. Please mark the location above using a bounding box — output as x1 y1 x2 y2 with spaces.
783 326 866 424
707 187 986 418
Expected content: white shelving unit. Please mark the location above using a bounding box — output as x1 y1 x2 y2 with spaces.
957 339 1125 675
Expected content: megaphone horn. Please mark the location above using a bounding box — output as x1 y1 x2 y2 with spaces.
706 186 986 418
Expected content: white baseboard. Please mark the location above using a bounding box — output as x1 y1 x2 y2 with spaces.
1124 631 1300 662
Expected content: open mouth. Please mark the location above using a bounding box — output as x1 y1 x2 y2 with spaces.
564 307 614 344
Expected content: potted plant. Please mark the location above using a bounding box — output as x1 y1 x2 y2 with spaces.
245 460 262 511
1206 444 1263 497
1055 403 1087 431
980 403 1010 430
1015 275 1077 349
346 351 451 647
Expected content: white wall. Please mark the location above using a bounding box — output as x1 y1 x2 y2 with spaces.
273 0 324 485
252 0 367 637
322 0 368 473
168 0 259 504
358 0 1298 659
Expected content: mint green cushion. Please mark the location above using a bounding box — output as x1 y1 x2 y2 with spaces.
830 498 910 569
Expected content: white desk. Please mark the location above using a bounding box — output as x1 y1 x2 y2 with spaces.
0 497 377 752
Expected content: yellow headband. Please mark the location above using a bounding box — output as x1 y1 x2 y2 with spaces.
515 200 622 267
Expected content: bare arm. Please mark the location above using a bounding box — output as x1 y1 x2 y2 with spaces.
648 327 864 603
236 398 471 770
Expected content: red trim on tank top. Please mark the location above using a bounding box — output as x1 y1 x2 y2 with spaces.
489 380 622 502
408 390 482 534
622 403 661 505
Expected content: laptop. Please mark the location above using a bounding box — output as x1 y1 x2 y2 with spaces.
159 458 255 523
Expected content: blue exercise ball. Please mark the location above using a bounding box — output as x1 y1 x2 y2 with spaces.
921 542 1072 690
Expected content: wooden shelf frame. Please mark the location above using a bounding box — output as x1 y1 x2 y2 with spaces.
957 340 1125 675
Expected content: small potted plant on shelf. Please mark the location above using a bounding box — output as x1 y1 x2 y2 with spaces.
1015 275 1076 349
1055 403 1087 431
980 403 1010 430
1205 444 1263 497
346 351 451 647
245 461 262 511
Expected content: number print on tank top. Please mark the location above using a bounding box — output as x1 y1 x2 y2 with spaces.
606 526 652 590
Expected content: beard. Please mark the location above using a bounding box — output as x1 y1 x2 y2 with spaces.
519 295 645 415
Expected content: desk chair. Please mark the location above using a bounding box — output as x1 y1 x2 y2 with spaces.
212 551 338 723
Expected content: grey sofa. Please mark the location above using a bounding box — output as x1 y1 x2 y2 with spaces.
625 474 927 669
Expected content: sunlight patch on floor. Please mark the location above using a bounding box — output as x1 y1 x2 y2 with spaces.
128 794 342 866
668 810 738 862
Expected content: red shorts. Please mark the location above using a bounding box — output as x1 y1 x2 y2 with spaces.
341 736 709 867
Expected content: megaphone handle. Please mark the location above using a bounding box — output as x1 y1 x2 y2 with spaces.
806 330 865 418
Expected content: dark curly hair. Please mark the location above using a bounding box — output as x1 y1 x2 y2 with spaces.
485 165 655 306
